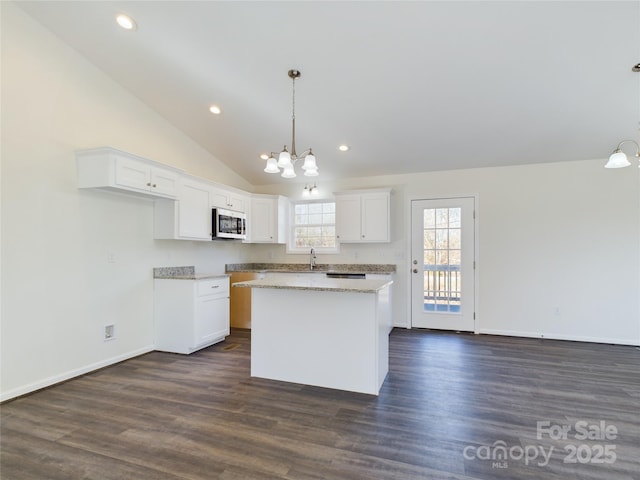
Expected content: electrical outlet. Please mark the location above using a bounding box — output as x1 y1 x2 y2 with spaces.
104 324 115 341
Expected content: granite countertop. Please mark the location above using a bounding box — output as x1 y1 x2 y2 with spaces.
233 277 393 293
225 263 396 274
153 266 229 280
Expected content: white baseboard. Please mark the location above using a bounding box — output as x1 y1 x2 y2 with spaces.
477 328 640 346
393 322 410 329
0 345 155 402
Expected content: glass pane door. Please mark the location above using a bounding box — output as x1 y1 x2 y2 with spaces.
411 198 475 331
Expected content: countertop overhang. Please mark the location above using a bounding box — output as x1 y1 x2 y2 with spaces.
233 277 393 293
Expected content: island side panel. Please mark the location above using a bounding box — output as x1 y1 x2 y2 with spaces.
251 288 381 395
376 283 391 388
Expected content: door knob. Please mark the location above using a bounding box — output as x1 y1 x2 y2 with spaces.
413 268 418 273
412 260 418 265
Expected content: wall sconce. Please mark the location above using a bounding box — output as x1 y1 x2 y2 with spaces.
303 184 319 196
604 140 640 168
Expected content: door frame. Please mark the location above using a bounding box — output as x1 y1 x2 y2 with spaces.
407 194 480 333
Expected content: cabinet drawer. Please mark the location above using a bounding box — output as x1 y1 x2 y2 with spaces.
197 278 229 296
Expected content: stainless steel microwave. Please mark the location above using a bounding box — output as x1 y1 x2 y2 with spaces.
212 208 246 240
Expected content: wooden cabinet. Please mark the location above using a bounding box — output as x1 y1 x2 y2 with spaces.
76 147 181 199
154 177 212 241
247 195 289 243
335 189 391 243
211 187 247 212
154 276 230 354
228 271 261 329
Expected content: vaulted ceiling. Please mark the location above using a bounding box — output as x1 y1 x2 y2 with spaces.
15 1 640 185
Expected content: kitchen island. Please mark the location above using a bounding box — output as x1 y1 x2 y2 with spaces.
233 276 393 395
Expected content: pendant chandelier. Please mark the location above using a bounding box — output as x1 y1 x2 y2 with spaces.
263 69 318 178
604 64 640 168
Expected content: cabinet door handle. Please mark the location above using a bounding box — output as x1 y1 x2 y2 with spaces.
152 184 157 188
146 182 151 186
211 285 219 289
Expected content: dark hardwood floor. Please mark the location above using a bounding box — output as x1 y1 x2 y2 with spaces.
2 328 639 479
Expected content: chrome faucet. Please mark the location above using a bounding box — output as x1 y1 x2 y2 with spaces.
310 248 317 270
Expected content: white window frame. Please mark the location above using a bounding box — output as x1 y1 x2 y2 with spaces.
286 200 340 254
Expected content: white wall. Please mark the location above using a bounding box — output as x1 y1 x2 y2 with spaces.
254 159 640 345
0 4 252 401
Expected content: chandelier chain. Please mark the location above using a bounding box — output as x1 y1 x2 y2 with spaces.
291 74 296 157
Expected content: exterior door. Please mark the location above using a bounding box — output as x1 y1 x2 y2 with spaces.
411 197 475 331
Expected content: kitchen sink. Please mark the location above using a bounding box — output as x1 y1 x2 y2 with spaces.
325 272 366 279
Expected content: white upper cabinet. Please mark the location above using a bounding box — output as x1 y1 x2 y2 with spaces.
247 195 289 244
335 194 362 242
335 189 391 243
361 192 391 242
76 147 182 199
179 180 212 239
154 176 212 241
210 187 247 213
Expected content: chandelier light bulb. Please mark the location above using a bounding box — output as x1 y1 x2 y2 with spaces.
604 140 639 169
605 150 631 169
281 165 296 178
302 153 317 171
264 157 280 173
278 148 292 168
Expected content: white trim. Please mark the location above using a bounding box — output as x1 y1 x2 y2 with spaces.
0 345 155 402
478 329 640 347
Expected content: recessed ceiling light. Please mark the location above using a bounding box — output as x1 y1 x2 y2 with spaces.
260 154 270 160
338 145 350 152
209 105 222 115
116 14 136 31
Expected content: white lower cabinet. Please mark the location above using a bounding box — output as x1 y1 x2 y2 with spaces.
154 276 230 354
